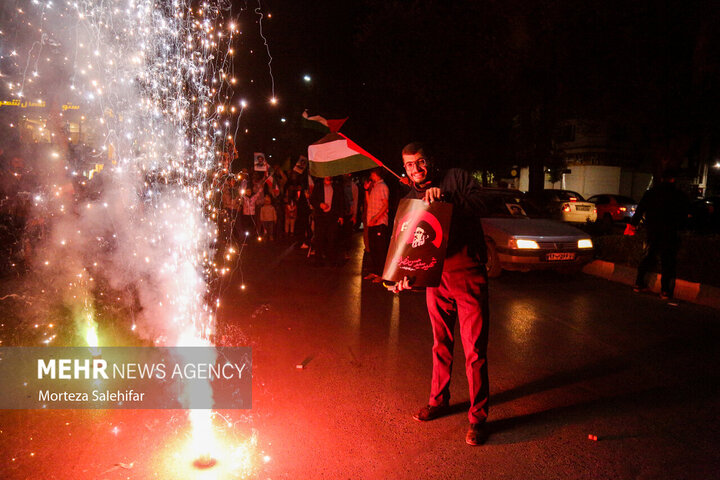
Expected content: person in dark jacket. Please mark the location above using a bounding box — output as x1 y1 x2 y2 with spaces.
296 187 313 248
389 142 490 446
631 169 689 300
310 176 345 265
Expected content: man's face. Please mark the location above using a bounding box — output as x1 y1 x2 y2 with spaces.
370 171 380 183
324 176 332 185
402 153 428 184
412 226 428 248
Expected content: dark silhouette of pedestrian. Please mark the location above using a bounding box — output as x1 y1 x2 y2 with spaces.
310 176 345 265
630 169 689 300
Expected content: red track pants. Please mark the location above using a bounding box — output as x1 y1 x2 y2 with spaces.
425 262 489 424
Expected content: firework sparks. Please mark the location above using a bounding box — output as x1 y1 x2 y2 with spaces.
163 414 261 479
1 0 258 474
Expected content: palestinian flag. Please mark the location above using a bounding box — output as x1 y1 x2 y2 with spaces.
308 132 382 177
303 111 384 177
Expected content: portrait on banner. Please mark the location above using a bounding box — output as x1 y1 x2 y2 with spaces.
253 152 268 172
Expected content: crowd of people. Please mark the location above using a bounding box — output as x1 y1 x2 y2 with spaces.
218 162 395 275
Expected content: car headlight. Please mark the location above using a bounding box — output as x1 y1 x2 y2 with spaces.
511 238 540 249
578 239 593 249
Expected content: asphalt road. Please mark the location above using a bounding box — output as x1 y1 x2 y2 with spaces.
1 235 719 479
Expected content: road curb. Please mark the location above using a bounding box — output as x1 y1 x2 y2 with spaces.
582 260 720 310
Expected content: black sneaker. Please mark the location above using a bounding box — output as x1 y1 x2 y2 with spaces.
466 423 489 446
632 284 648 293
413 403 450 422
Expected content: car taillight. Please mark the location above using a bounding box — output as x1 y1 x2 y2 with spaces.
562 203 571 213
569 197 577 202
618 206 627 212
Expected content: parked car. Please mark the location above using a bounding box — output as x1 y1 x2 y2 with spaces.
688 195 720 232
522 189 597 224
478 189 595 277
586 194 637 225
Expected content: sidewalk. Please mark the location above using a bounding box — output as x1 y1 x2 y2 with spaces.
583 260 720 309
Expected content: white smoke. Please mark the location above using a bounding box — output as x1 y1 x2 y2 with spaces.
1 0 234 346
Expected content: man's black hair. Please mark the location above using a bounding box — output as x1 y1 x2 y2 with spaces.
402 142 433 162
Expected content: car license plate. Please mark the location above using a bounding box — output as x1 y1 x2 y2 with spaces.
546 252 575 261
575 205 590 211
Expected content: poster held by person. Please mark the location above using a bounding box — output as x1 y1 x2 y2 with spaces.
381 198 452 288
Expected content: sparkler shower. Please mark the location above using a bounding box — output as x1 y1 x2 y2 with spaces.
3 0 235 341
1 0 258 474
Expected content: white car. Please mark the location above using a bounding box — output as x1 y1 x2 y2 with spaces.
479 190 595 277
523 189 597 224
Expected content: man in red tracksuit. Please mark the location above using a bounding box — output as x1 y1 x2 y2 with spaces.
390 142 490 446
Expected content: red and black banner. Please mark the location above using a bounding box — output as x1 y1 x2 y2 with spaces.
382 199 453 287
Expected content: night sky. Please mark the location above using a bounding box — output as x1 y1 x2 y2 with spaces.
230 0 718 180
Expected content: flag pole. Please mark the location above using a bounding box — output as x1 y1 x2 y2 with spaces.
381 163 410 185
